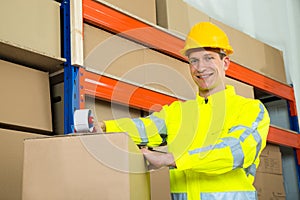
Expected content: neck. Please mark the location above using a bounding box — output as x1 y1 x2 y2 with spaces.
198 86 226 98
198 90 211 99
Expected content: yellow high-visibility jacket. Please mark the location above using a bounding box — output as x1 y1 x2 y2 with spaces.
104 85 270 200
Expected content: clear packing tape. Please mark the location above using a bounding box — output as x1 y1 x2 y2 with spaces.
73 109 103 133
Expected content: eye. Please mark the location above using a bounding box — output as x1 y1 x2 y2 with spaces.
189 58 199 66
204 56 214 62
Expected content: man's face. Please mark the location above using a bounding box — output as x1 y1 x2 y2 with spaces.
188 50 230 95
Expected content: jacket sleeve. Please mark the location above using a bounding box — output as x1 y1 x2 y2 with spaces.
175 100 270 175
104 104 170 147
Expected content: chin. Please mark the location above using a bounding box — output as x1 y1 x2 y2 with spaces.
197 82 212 90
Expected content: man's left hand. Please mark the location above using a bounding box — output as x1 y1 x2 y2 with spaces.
140 148 176 169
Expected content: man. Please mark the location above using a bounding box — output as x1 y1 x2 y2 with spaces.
100 22 270 200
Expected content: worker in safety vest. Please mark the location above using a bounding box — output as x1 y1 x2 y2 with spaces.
100 21 270 200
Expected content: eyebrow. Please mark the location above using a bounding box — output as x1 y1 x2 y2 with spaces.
189 53 215 59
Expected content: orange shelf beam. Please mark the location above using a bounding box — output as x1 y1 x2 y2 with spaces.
267 126 300 149
82 0 297 116
80 68 179 112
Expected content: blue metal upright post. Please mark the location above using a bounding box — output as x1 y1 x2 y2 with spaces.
290 114 300 192
61 0 80 134
287 89 300 192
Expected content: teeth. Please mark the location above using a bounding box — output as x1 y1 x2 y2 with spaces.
197 74 209 79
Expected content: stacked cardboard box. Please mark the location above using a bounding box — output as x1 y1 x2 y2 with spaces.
52 82 65 134
0 129 45 200
0 0 63 72
22 133 171 200
156 0 209 36
0 59 52 132
1 129 171 200
99 0 156 24
254 143 286 199
0 0 61 58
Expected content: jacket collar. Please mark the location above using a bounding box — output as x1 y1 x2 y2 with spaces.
196 85 236 105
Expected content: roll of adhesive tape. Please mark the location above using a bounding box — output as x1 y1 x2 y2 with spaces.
74 109 95 133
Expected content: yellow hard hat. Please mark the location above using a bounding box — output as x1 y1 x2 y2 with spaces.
180 21 234 56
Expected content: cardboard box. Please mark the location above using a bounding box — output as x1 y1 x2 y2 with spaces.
225 77 254 99
83 23 146 85
254 172 286 200
0 0 61 58
52 82 64 135
22 133 170 200
148 167 171 200
261 143 282 154
0 128 45 200
98 0 156 24
156 0 210 36
257 143 283 175
0 59 52 132
254 144 286 199
211 19 287 84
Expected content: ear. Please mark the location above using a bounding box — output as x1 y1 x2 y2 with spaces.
223 56 230 70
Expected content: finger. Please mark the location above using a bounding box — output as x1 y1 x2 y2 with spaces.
140 147 151 154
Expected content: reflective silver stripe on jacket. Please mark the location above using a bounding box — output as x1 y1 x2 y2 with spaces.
220 137 244 168
201 191 257 200
245 163 257 177
229 103 265 160
132 118 148 145
150 114 167 143
132 115 167 145
171 193 187 200
188 103 265 169
188 137 243 168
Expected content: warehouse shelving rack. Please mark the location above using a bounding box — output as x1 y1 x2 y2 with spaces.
63 0 300 179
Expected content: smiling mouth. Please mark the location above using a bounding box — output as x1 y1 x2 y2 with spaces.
196 73 212 79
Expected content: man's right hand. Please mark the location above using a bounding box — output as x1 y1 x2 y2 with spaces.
99 121 106 132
